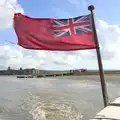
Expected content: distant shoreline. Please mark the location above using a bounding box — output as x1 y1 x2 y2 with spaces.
1 71 120 78
1 68 120 77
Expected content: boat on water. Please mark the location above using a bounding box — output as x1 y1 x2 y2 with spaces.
17 75 33 78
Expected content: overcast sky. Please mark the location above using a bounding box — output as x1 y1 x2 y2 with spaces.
0 0 120 70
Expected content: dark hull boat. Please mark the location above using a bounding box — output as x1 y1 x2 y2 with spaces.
17 75 33 78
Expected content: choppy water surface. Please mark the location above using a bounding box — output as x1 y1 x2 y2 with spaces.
0 75 120 120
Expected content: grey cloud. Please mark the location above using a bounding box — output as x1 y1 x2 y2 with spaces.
53 61 71 66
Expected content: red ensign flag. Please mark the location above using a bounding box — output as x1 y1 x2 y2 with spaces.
13 13 96 51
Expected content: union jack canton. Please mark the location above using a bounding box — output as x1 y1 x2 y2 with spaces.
52 14 93 38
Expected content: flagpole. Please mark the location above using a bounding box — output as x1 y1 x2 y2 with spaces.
88 5 109 107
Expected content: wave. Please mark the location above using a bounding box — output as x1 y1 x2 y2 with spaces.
22 93 83 120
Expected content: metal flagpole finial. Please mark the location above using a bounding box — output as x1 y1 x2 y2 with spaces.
88 5 95 11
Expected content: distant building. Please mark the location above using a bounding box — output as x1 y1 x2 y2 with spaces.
70 68 87 73
0 70 8 75
20 67 22 71
8 67 11 71
0 67 41 75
